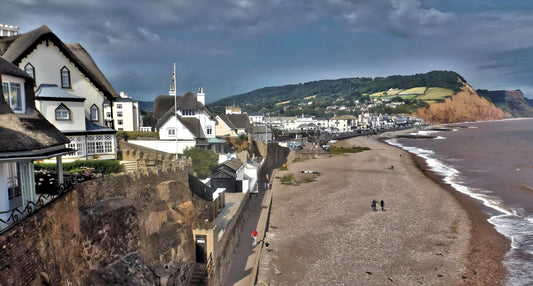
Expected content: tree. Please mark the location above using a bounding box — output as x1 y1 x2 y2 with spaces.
182 147 219 178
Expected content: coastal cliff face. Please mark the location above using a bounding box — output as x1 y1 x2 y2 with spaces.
414 85 510 123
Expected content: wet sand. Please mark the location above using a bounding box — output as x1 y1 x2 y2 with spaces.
262 133 508 285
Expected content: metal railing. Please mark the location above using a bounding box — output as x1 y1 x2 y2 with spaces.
0 170 96 234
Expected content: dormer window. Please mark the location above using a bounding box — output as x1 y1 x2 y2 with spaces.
2 75 25 113
90 104 99 121
182 109 195 116
55 103 70 120
60 66 71 88
24 63 35 85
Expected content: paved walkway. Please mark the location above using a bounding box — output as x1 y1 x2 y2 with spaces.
223 184 273 286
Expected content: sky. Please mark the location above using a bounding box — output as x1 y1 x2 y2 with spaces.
2 0 533 103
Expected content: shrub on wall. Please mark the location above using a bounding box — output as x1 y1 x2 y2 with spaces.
35 160 124 175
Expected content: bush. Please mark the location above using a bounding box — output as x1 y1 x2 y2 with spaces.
116 131 159 141
34 160 124 175
329 146 370 155
182 147 219 178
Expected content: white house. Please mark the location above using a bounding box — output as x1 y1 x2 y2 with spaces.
112 92 140 131
131 87 226 154
328 115 358 132
0 57 71 231
0 25 119 160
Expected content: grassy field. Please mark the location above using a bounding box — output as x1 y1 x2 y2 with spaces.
304 95 317 100
417 87 454 100
276 100 291 105
369 86 454 104
399 87 427 95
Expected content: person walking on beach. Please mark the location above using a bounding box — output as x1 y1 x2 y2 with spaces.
251 230 258 246
380 200 385 211
371 200 377 211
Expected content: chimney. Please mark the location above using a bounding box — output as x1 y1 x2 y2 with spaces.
197 87 205 105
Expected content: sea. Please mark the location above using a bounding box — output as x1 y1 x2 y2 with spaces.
386 118 533 286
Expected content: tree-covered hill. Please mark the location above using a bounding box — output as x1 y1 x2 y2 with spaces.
208 70 466 115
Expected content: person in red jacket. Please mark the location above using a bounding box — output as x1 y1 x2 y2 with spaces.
251 230 258 246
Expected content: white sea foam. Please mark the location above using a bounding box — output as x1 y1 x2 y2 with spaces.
387 137 533 285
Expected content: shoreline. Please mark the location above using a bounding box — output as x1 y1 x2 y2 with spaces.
264 132 494 285
398 141 510 284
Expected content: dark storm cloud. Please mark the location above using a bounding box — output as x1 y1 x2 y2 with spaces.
2 0 533 102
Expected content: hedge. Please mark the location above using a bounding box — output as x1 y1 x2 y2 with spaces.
34 160 124 175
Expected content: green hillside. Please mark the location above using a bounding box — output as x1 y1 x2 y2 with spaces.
208 71 466 116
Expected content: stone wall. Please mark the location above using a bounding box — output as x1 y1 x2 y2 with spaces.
0 163 217 285
119 140 188 174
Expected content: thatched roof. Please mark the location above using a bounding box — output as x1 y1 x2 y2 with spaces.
218 114 252 131
0 57 70 154
0 25 118 100
155 107 204 138
153 92 216 120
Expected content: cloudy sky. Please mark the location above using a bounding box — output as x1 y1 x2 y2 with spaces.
2 0 533 103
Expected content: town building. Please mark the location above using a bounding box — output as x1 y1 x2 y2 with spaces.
0 25 120 160
112 92 140 131
0 57 71 230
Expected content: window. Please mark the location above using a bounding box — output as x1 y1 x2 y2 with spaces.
24 63 35 84
117 111 123 117
66 136 85 157
87 135 113 155
60 66 71 88
2 76 24 113
7 162 21 200
117 120 123 125
168 128 176 136
182 109 195 116
118 128 123 131
90 104 99 121
116 104 122 109
106 112 112 118
55 104 70 120
207 126 213 135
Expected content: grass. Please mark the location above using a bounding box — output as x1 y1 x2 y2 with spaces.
416 87 454 100
303 95 317 100
329 146 370 155
280 174 295 185
276 100 291 105
399 87 427 95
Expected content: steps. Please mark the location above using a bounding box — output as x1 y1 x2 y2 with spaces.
188 263 207 286
120 161 139 174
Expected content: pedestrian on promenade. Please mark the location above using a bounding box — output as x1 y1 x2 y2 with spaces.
371 200 377 211
380 200 385 211
251 230 258 246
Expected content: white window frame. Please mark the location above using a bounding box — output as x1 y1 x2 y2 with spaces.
55 104 70 120
90 104 99 121
65 136 85 157
24 63 35 84
182 109 195 116
117 111 123 117
117 119 123 125
87 134 113 155
1 75 26 113
116 104 122 109
60 66 71 88
207 126 213 135
168 127 176 137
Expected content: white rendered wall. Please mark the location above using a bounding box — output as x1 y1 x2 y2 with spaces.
19 41 108 126
36 100 85 131
159 116 195 140
128 140 196 155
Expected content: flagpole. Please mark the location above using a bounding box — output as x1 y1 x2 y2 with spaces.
173 63 178 159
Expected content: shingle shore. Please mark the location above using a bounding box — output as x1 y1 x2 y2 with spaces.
260 133 508 285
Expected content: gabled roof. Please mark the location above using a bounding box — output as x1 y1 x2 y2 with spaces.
153 92 216 120
0 25 118 100
35 84 85 101
0 57 69 154
155 107 204 138
218 114 252 131
221 158 243 172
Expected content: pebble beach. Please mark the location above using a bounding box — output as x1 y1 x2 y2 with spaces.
261 132 509 285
